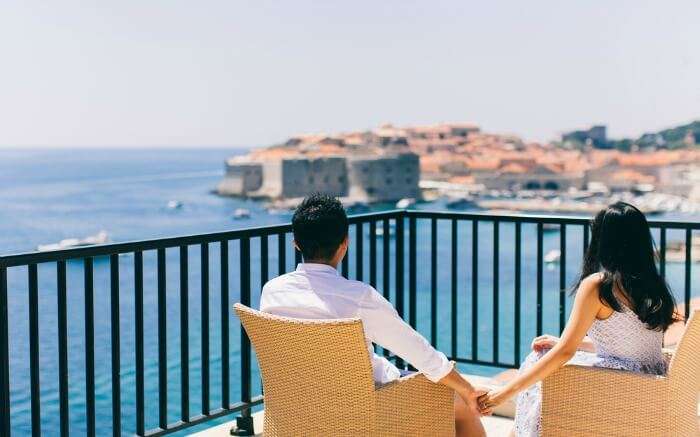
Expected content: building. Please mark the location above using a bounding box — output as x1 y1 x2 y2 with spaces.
217 153 420 203
473 162 585 191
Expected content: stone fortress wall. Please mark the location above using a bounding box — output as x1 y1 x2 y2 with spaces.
218 153 420 202
347 154 420 201
217 160 263 196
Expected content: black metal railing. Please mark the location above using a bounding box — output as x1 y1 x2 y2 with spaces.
0 210 696 436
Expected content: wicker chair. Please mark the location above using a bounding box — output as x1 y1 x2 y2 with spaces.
541 310 700 437
234 303 455 436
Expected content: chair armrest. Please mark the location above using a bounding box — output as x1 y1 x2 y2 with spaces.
375 373 455 436
542 364 669 436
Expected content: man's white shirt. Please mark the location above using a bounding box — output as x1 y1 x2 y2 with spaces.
259 263 453 384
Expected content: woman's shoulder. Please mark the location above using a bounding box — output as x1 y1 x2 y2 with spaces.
580 272 604 290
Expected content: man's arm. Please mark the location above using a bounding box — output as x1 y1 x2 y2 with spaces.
358 287 453 382
357 287 486 412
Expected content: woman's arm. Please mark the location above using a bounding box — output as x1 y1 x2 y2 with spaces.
479 275 603 413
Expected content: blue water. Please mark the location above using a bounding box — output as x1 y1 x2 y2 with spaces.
0 148 697 436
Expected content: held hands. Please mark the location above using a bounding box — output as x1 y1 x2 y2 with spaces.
531 334 559 353
461 387 490 416
476 388 510 416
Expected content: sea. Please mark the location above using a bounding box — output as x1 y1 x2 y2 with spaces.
0 148 697 436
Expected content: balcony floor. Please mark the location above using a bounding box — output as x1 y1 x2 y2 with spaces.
189 373 516 437
189 411 515 437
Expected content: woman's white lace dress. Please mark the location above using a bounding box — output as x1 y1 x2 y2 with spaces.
514 304 667 437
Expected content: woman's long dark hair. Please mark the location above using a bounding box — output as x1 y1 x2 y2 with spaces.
573 201 678 331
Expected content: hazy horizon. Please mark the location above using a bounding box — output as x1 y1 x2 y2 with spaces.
1 1 699 148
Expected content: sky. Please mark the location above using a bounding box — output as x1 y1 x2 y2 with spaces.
0 1 698 148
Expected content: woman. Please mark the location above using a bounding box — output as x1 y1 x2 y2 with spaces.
478 202 678 436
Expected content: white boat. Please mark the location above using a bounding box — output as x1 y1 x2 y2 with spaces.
232 208 251 219
544 249 561 264
396 198 416 209
375 222 396 237
167 200 184 209
37 231 110 252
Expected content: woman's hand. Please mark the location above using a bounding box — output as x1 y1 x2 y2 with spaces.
531 334 559 353
476 388 512 416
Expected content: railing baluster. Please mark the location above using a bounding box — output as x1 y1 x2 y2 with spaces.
536 223 543 337
430 218 438 347
395 215 405 369
382 219 390 358
514 221 522 365
559 224 567 333
685 229 692 321
110 254 121 437
356 223 364 281
220 241 230 409
408 216 417 329
57 261 69 437
492 221 499 364
451 219 458 360
179 246 190 422
659 227 666 279
0 266 9 437
369 221 377 289
239 238 253 428
382 219 390 301
157 248 167 429
277 233 286 275
84 258 96 437
200 243 210 415
471 220 478 361
134 252 144 436
28 263 40 437
261 235 269 287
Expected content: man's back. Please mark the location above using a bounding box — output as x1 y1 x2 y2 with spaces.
260 262 452 385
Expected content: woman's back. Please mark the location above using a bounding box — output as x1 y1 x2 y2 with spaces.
588 303 666 374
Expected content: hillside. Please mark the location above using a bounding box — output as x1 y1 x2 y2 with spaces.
608 120 699 150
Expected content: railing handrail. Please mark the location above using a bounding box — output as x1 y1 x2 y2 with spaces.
0 210 406 267
3 208 698 267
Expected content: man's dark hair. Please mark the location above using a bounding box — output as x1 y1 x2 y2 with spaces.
292 194 349 261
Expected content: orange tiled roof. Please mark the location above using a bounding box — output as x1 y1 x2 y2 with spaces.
610 169 656 183
499 162 529 174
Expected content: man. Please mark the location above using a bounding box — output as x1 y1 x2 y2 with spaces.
260 194 486 436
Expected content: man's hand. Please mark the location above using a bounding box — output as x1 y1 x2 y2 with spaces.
531 334 559 352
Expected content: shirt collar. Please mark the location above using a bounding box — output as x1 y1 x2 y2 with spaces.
296 263 340 275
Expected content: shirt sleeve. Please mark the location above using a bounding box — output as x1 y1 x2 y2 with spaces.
357 286 453 383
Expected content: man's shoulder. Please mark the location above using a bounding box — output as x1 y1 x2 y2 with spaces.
261 271 297 292
341 278 376 297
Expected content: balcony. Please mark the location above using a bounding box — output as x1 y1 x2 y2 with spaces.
0 210 697 436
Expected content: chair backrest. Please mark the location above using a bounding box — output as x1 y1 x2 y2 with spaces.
234 303 377 435
667 310 700 410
